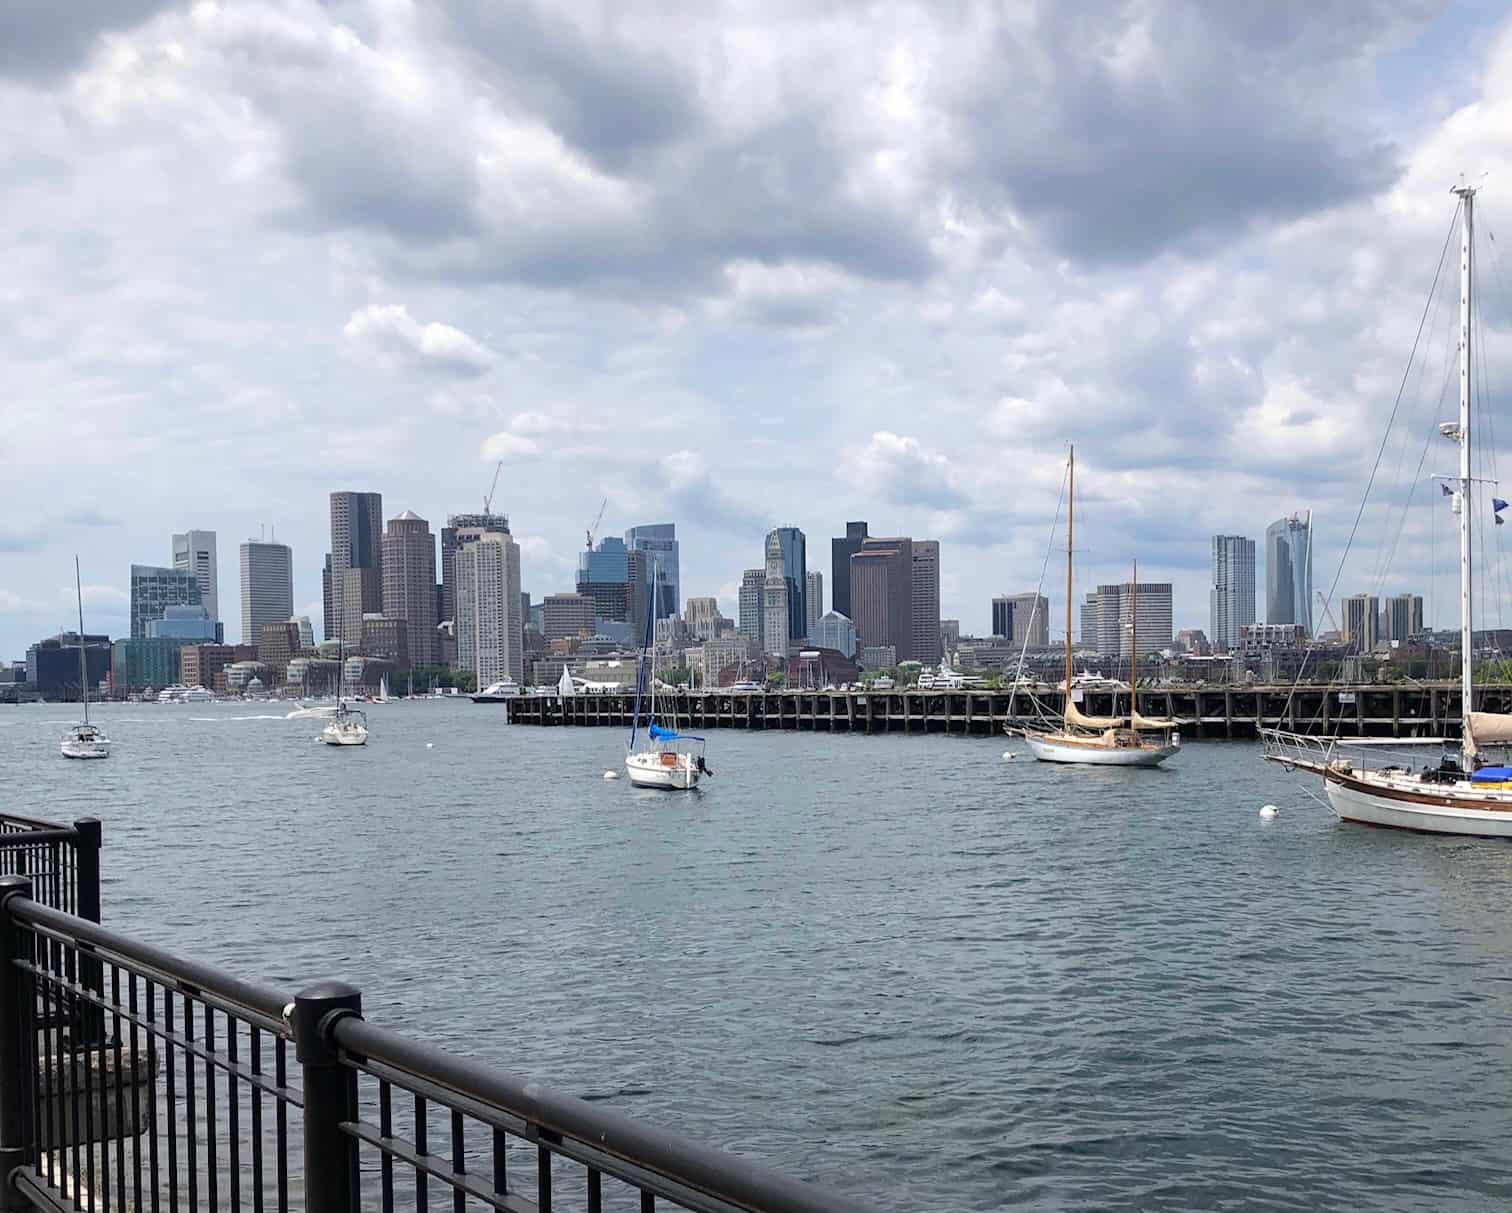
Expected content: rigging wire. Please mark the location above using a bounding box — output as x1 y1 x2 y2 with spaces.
1475 226 1508 633
1010 455 1069 725
1282 201 1461 725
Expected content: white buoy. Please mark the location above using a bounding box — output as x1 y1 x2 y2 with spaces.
1002 751 1015 760
1259 804 1278 821
603 771 620 780
425 742 434 749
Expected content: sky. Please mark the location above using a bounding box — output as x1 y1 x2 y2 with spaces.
4 0 1512 654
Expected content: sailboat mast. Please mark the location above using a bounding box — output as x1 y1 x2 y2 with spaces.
1065 446 1074 714
1455 185 1476 764
1130 559 1137 730
75 556 89 724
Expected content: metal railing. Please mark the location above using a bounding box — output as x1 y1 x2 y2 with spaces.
0 816 99 922
0 880 870 1213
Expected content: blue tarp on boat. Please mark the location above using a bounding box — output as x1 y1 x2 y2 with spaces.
649 722 705 743
1471 766 1512 782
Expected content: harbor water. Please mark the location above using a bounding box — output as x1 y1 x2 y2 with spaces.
5 700 1512 1210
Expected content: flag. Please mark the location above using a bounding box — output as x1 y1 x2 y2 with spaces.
1499 515 1507 527
1495 498 1509 513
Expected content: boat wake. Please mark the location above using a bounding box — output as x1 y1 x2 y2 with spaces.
191 714 290 722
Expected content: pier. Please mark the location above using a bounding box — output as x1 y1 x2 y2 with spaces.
504 682 1512 740
0 813 869 1213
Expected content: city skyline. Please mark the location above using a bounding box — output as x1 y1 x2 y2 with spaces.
3 6 1510 656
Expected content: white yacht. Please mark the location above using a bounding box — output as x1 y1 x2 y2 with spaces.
320 702 369 746
183 685 213 702
625 569 709 789
472 679 521 702
61 557 110 760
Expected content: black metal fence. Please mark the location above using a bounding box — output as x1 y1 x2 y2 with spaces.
0 816 99 922
0 880 869 1213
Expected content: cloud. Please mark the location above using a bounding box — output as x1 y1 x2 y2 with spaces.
0 2 175 81
480 432 540 460
842 432 970 511
343 304 492 377
657 451 766 535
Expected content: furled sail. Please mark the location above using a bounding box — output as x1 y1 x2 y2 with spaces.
1065 699 1126 730
1467 711 1512 751
1131 709 1176 730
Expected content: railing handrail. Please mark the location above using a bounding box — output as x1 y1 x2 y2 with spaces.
6 893 292 1026
0 814 73 836
335 1015 870 1213
0 829 79 848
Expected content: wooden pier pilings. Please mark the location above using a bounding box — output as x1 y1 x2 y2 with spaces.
500 683 1512 740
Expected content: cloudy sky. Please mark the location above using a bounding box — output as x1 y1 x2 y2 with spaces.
4 0 1512 654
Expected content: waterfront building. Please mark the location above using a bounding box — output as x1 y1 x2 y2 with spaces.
1210 534 1257 653
805 572 824 638
360 615 411 668
26 633 111 698
911 540 941 665
940 619 961 652
329 491 383 644
762 532 791 660
992 593 1051 648
146 605 218 641
341 567 383 650
180 643 258 693
850 536 914 661
441 512 510 632
738 569 765 652
322 555 333 642
1240 623 1308 658
292 615 315 649
1343 594 1381 654
625 524 680 620
860 644 897 670
239 540 294 649
1086 582 1174 657
457 531 523 684
769 526 807 644
1266 512 1314 634
1080 594 1098 646
111 637 181 691
381 511 438 666
685 596 722 641
812 611 858 659
171 530 219 625
1175 628 1212 656
257 621 303 683
130 564 202 640
696 636 745 686
1383 593 1425 641
831 521 868 619
543 592 594 641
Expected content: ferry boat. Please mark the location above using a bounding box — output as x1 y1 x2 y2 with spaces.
472 679 522 703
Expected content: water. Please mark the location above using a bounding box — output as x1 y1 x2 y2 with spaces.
6 700 1512 1211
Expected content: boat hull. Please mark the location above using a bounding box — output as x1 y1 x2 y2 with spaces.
60 741 110 760
624 753 701 789
321 727 368 746
1023 734 1178 767
1325 772 1512 837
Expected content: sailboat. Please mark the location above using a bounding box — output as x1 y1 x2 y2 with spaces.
625 566 709 789
321 635 368 746
1264 185 1512 834
1011 447 1180 766
60 557 110 760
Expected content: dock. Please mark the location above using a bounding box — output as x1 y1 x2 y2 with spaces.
503 682 1512 740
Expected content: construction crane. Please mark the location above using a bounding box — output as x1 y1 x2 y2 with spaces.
1316 590 1341 635
586 498 607 551
483 460 503 515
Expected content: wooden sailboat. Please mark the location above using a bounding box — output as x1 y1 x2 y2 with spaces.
1264 185 1512 834
60 556 110 759
1013 447 1180 766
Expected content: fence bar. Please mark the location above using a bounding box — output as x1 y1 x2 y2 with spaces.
294 981 363 1213
0 877 34 1211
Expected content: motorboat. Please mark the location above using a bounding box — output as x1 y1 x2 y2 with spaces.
472 679 522 703
61 557 110 760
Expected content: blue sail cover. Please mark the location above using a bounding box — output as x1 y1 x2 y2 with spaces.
1471 766 1512 782
649 722 705 743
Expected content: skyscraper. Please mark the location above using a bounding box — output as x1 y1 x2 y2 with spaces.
577 536 647 638
769 526 807 644
130 564 202 639
382 511 439 666
738 569 765 652
763 532 791 659
911 540 941 665
1085 582 1174 657
850 536 914 660
1209 534 1257 653
442 512 511 627
831 521 868 620
805 571 823 637
456 531 522 684
172 530 218 624
329 491 383 644
1384 593 1425 641
239 540 294 648
1342 594 1380 653
993 593 1050 647
322 555 333 642
625 524 680 620
1266 512 1314 635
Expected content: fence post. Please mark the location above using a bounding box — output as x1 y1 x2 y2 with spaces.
0 876 35 1208
71 820 103 1046
293 981 363 1213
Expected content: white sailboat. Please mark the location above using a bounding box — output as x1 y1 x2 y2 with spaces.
60 556 110 760
1011 448 1180 766
321 637 368 746
625 566 708 789
1264 185 1512 835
